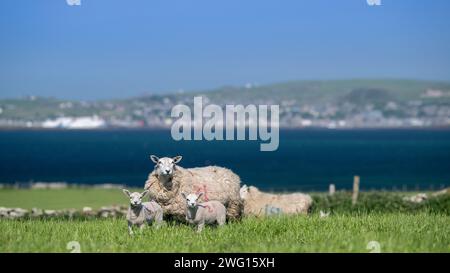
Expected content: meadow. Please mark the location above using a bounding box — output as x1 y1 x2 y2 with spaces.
0 189 449 252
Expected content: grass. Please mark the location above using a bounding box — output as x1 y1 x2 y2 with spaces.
0 188 140 209
311 191 450 215
1 188 448 214
0 213 449 252
0 189 449 252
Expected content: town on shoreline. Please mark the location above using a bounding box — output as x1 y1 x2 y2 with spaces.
1 80 449 130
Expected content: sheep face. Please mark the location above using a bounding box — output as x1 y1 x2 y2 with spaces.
123 189 148 207
240 185 249 200
150 155 182 177
181 192 203 208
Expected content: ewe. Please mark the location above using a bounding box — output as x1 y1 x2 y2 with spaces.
144 155 242 221
122 189 163 235
181 192 226 233
240 185 312 217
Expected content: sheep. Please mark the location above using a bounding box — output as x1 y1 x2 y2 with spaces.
144 155 242 221
403 193 428 203
181 192 226 233
239 185 312 217
122 189 164 235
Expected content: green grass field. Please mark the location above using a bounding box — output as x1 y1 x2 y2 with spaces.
0 188 140 209
0 189 449 252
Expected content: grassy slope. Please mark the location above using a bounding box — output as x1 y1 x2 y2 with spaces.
0 189 449 252
193 79 450 103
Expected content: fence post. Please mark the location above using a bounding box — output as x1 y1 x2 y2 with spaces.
329 184 336 196
352 176 360 206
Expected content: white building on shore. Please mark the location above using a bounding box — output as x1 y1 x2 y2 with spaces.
42 116 105 129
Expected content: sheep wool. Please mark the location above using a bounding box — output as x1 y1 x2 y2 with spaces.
242 185 312 217
126 201 163 226
144 165 242 221
186 200 226 232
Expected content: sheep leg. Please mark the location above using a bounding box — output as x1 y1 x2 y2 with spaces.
153 221 162 229
128 222 134 235
217 215 226 226
139 224 146 232
197 221 205 233
154 210 164 229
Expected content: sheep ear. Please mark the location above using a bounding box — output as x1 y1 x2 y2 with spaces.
122 189 131 197
150 155 159 163
181 192 186 199
140 190 149 198
173 156 182 164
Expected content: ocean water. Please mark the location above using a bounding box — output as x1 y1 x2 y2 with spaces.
0 129 449 191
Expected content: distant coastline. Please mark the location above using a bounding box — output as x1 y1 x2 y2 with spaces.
1 126 450 132
1 79 449 129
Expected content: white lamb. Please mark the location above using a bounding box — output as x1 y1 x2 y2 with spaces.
122 189 163 235
181 192 226 233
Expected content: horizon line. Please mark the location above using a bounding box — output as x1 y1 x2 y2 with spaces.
2 77 450 102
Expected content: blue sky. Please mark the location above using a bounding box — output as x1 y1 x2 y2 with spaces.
0 0 449 100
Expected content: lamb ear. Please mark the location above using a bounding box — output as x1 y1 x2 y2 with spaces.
150 155 159 164
181 192 187 199
197 192 204 200
173 155 182 164
140 190 149 198
122 189 131 197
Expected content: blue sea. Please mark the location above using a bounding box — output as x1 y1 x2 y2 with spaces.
0 129 449 191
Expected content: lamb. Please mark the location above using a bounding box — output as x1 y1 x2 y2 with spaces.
122 189 164 235
181 192 226 233
239 185 312 217
144 155 242 221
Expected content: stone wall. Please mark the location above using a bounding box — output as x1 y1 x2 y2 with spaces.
0 205 128 220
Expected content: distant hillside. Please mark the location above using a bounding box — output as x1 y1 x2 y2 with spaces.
1 79 449 128
186 79 450 104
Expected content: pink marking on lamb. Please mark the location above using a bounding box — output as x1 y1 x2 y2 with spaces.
199 204 213 213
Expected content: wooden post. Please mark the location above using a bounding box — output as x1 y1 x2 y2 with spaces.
352 176 360 205
329 184 336 196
